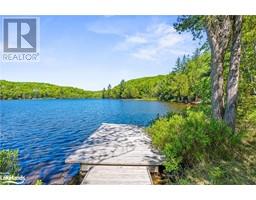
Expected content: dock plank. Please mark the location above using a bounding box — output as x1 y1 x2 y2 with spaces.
66 123 164 166
82 166 152 185
65 123 164 184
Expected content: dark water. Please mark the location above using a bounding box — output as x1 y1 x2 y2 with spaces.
0 99 183 184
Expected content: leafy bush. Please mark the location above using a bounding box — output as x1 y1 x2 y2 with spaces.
0 150 20 185
147 111 240 174
0 149 19 176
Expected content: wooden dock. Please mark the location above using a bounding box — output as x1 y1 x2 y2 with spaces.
82 166 152 185
65 123 164 185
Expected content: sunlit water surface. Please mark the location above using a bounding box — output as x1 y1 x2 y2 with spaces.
0 99 185 184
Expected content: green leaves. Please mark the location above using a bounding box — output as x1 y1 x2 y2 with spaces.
238 16 256 126
0 149 20 176
147 110 238 174
0 150 20 185
174 16 205 41
157 51 211 103
103 75 166 99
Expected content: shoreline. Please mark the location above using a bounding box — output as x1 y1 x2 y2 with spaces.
0 97 200 105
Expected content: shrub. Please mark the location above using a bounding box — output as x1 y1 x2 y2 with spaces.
0 149 19 176
147 111 240 174
0 149 20 185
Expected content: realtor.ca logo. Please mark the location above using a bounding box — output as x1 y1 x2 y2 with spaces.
2 17 40 62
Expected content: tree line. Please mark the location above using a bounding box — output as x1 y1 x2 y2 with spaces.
0 80 101 99
102 75 166 99
102 51 211 103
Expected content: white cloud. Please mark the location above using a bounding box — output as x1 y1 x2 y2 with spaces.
114 22 188 61
114 34 147 51
158 33 182 48
131 47 157 60
87 18 128 37
126 35 147 44
87 19 196 62
88 24 124 36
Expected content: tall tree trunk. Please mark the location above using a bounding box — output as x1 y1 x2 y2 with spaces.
210 51 225 119
206 16 232 120
224 16 243 130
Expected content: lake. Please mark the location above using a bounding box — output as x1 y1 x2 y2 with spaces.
0 99 184 184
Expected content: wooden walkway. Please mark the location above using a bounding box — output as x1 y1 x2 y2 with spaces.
82 166 152 185
65 123 163 185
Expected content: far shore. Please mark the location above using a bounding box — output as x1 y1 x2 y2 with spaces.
0 97 200 105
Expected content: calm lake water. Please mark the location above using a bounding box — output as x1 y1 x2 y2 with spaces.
0 99 184 184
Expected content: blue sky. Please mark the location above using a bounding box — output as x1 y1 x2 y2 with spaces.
1 16 200 90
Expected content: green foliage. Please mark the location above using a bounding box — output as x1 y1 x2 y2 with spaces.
102 50 211 103
0 149 20 176
103 75 166 99
147 111 239 175
148 105 256 184
146 16 256 184
157 51 211 103
208 166 223 184
237 16 256 125
35 179 43 185
174 16 205 41
0 150 20 185
174 15 256 128
102 88 106 98
1 50 212 103
0 80 102 100
106 84 112 98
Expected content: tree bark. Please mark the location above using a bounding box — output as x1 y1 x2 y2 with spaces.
206 16 232 120
224 16 243 130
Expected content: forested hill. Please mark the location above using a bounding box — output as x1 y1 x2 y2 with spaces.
102 75 167 99
0 80 102 100
102 52 211 102
0 75 168 100
1 51 211 102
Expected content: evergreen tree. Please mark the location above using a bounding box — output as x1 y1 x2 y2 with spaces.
102 88 106 98
106 84 112 98
119 80 125 98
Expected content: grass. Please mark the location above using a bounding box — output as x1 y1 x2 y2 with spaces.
180 123 256 184
181 133 256 184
